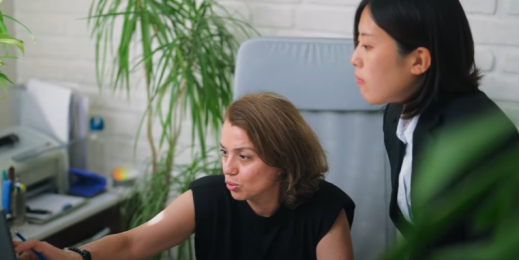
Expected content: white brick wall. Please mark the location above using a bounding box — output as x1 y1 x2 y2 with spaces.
9 0 519 174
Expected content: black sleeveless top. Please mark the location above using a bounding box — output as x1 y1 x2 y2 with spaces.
189 175 355 260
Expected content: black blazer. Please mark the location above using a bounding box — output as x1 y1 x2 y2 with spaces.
383 90 519 254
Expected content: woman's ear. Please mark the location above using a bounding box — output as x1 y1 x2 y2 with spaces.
409 47 431 75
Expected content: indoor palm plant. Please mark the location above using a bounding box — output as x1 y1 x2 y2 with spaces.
88 0 257 259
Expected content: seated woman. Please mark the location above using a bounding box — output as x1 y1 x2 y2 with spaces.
14 92 355 260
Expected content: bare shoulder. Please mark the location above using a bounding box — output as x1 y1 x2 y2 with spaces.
316 209 354 260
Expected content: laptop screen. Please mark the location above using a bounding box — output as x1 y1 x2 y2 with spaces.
0 208 18 260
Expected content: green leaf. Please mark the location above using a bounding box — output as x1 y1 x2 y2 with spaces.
138 2 153 87
4 15 35 41
381 112 519 260
0 70 14 85
0 33 24 54
0 15 6 32
412 112 515 208
0 70 13 99
0 11 10 54
0 55 21 59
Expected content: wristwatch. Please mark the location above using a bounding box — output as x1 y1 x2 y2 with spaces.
64 247 92 260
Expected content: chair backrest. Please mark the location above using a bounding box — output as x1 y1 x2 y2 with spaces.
233 37 395 260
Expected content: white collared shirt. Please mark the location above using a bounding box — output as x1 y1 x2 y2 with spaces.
396 114 420 223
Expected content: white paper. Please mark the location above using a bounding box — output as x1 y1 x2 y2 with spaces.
21 79 72 144
26 193 86 223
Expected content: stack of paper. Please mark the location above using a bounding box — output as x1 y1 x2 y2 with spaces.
20 79 73 144
25 193 87 224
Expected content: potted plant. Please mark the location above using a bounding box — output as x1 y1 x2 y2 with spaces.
88 0 257 259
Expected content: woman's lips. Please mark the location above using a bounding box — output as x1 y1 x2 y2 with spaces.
225 181 238 191
355 75 365 85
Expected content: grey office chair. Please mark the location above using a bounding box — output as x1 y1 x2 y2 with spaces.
233 37 396 260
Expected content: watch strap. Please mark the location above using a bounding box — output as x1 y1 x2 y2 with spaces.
64 247 92 260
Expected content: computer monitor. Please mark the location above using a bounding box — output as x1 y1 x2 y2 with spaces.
0 208 18 260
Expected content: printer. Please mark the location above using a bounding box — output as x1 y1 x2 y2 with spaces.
0 82 104 225
0 126 70 210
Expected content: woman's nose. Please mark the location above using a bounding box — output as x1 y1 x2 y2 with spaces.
350 46 361 67
222 158 238 175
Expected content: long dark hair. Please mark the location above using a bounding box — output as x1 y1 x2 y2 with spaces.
354 0 481 117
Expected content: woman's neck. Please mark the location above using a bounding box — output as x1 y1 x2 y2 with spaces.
246 188 281 217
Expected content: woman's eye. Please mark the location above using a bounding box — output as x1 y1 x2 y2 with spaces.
220 149 228 156
239 155 250 160
363 45 371 50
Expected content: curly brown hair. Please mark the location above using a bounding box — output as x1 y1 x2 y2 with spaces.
224 92 328 208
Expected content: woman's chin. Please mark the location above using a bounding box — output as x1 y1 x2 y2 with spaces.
361 91 387 105
230 192 246 201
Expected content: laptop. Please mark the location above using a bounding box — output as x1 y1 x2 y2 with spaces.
0 208 18 260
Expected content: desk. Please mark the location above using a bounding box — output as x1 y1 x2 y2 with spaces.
15 189 128 248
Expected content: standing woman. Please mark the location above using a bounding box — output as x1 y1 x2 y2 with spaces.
350 0 519 257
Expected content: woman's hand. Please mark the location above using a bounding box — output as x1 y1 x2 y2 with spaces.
13 240 81 260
